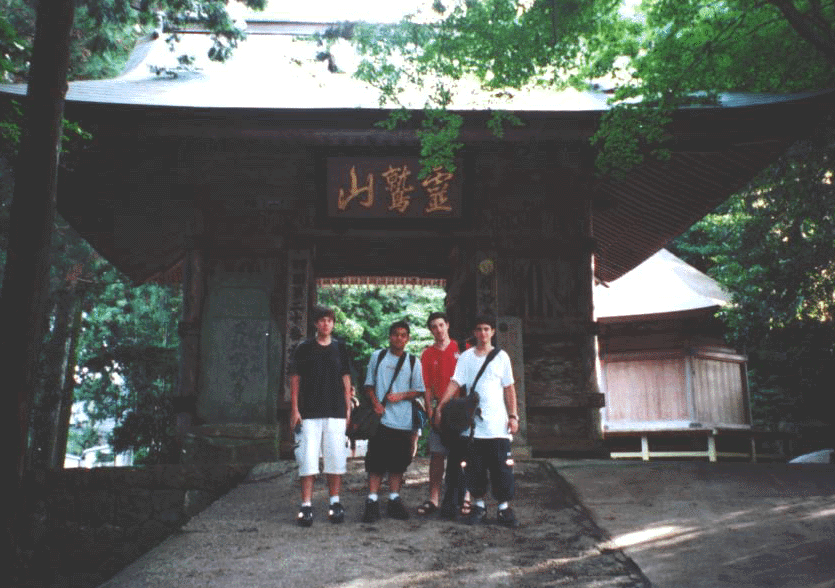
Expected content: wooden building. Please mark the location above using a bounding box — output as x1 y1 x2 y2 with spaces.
2 16 831 461
596 249 779 461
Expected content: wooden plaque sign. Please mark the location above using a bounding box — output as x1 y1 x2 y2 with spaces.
326 157 463 220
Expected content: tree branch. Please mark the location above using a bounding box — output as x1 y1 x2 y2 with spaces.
768 0 835 67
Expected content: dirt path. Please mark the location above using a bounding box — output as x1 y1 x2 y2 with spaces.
100 458 649 588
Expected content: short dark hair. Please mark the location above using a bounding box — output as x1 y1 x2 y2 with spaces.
426 311 448 327
312 305 335 323
389 320 410 335
472 315 495 330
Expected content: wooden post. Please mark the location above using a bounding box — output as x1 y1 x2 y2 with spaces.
175 245 206 446
498 316 531 456
281 250 312 453
707 432 718 462
685 353 698 424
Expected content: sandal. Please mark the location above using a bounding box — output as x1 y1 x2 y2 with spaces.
459 499 472 517
417 500 438 516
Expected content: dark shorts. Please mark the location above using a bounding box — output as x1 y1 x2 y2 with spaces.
365 424 414 475
463 438 515 503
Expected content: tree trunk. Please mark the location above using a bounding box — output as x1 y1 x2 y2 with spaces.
0 0 75 578
53 291 84 469
28 286 84 471
27 290 71 471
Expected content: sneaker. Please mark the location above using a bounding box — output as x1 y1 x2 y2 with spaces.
361 498 380 523
497 507 520 528
297 505 313 527
465 504 487 526
387 497 409 520
328 502 345 524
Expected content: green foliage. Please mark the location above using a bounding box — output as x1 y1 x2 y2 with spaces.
350 0 635 171
1 0 269 82
486 109 523 139
66 421 101 457
416 109 463 176
73 277 182 464
317 285 446 383
592 102 671 177
592 0 835 175
109 389 177 465
350 0 834 173
0 9 30 82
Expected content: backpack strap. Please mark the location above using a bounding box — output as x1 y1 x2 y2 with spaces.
374 349 408 406
466 347 501 442
468 347 501 398
374 348 387 388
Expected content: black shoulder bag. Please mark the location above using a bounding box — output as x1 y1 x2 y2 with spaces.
440 347 500 446
347 350 407 441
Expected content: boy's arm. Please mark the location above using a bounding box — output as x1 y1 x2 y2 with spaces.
290 374 301 429
365 352 385 415
366 385 385 415
421 352 434 420
343 373 352 422
504 383 519 434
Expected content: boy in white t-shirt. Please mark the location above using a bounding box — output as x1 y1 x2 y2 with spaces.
435 316 520 528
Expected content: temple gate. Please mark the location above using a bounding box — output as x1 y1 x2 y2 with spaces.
4 20 828 462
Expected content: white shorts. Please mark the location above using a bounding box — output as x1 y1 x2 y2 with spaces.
295 418 348 477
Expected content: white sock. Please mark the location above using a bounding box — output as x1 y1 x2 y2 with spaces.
389 492 400 501
498 502 509 511
301 501 312 507
330 495 340 505
475 499 486 509
368 493 378 502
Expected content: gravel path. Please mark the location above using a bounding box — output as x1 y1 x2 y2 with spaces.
100 458 650 588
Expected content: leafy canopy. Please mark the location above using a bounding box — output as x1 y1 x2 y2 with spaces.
317 285 446 382
347 0 834 175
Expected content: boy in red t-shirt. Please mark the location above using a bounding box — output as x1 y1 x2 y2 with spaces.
418 311 466 517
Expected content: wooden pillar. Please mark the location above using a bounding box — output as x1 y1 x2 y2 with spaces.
281 249 312 455
175 244 205 442
498 316 531 456
475 250 498 320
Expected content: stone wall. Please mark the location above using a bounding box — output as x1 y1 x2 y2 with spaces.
15 464 251 588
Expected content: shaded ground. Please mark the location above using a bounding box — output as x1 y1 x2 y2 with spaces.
557 460 835 588
100 458 649 588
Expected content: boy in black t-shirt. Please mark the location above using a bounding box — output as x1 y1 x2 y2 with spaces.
289 306 352 527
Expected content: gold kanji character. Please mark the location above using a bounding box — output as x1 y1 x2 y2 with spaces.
337 166 374 211
422 167 454 214
382 165 415 214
